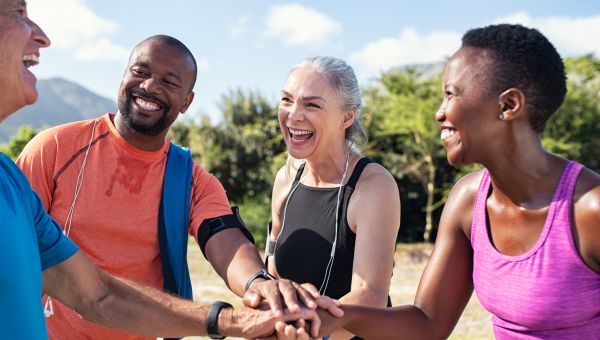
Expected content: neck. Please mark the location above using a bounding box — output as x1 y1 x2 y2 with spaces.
112 112 167 152
303 142 352 187
483 141 566 209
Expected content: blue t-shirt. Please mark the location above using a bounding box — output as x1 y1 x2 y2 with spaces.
0 154 78 339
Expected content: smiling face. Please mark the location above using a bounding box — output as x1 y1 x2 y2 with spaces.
117 38 194 137
278 65 348 160
436 47 501 166
0 0 50 121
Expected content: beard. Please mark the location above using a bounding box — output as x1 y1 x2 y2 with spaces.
118 88 173 136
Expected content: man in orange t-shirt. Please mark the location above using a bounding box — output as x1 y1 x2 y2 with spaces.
17 35 322 340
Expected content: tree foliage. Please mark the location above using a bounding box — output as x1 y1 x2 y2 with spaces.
0 125 40 160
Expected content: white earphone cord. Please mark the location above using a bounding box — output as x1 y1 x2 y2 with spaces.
276 145 352 295
44 120 97 318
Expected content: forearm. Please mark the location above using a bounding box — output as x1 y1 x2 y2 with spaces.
79 274 210 337
224 242 266 296
329 287 389 339
341 304 440 340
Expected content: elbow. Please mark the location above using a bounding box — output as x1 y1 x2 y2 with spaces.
413 305 456 340
77 291 112 324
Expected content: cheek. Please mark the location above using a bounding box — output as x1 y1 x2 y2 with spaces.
277 109 288 124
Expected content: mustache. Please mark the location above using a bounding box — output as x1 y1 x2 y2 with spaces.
127 88 169 111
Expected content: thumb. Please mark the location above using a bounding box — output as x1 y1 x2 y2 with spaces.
243 291 261 308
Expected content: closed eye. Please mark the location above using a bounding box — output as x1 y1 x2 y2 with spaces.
164 79 181 88
131 69 149 77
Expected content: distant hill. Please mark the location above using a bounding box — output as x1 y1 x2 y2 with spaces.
1 78 116 142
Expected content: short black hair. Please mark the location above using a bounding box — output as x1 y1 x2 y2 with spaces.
136 35 198 91
462 24 566 133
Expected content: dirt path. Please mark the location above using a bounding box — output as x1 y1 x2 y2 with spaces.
186 243 493 339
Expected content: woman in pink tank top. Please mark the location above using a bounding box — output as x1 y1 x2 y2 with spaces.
310 23 600 340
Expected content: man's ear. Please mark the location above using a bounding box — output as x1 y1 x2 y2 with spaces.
180 91 195 114
341 106 357 130
498 88 525 121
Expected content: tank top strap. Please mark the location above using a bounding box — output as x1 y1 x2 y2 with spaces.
291 162 306 187
555 161 584 204
346 157 375 189
551 161 584 233
470 169 491 243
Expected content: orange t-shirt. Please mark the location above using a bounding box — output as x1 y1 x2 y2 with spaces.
17 113 232 340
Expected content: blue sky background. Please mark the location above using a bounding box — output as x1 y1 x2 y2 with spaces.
27 0 600 123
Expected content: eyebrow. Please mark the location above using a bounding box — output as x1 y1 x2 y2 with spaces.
280 90 327 103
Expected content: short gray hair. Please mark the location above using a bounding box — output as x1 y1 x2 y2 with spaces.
291 56 367 149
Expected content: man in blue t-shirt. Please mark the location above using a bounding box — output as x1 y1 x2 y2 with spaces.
0 1 340 339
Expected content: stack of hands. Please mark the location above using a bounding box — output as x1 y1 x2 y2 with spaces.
234 278 346 339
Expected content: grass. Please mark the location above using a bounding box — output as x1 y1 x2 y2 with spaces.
185 243 493 339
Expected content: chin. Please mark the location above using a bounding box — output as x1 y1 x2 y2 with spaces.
446 153 464 167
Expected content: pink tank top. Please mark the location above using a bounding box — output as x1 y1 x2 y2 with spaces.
471 161 600 339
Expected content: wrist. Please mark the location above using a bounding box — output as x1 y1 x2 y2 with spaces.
244 268 275 292
207 301 233 339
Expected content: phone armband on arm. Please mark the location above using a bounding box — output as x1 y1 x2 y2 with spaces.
197 206 255 258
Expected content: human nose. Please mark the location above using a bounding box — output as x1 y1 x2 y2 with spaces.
29 18 50 48
435 101 446 122
140 77 161 95
287 102 304 122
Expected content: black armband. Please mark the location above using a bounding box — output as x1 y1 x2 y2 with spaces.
198 206 255 258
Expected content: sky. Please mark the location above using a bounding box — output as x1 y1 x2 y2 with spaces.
27 0 600 123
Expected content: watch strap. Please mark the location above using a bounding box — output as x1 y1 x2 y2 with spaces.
244 269 275 292
207 301 232 339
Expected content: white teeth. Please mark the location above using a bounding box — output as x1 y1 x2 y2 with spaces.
23 55 39 62
440 129 455 140
22 54 40 68
135 97 160 111
289 128 313 136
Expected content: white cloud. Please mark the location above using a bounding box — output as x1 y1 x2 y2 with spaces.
263 3 342 46
493 11 600 56
350 12 600 80
230 15 251 39
28 0 128 62
349 28 461 76
74 38 130 62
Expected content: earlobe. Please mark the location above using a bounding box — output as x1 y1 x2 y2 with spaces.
498 88 525 121
180 91 195 114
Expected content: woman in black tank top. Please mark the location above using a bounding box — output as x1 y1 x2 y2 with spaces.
266 56 401 339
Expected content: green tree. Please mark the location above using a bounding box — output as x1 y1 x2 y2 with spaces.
169 89 285 247
364 67 453 241
0 125 40 160
543 55 600 172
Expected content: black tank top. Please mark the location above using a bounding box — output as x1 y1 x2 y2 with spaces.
274 157 374 299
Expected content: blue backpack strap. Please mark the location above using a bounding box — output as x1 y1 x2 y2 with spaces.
159 143 193 302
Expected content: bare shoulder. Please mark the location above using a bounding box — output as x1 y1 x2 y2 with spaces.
573 167 600 221
440 170 485 237
353 161 398 195
272 164 295 199
271 163 298 221
573 167 600 272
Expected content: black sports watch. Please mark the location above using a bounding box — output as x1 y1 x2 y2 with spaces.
207 301 233 339
244 268 276 292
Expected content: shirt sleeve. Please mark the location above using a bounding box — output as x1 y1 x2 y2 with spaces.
189 161 232 240
16 128 59 210
28 181 78 270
